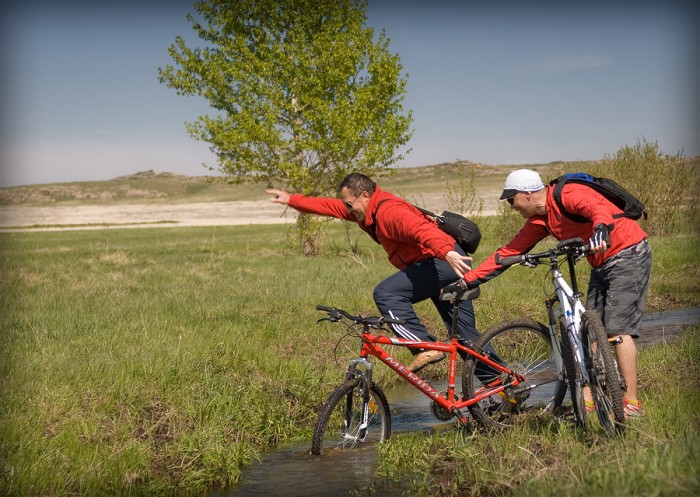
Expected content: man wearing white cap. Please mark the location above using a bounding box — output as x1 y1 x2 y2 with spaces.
445 169 651 418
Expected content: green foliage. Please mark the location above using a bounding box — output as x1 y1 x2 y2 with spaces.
444 160 484 219
486 139 699 244
158 0 414 253
587 138 699 236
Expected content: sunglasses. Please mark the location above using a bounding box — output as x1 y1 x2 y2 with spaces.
343 192 368 209
506 196 515 205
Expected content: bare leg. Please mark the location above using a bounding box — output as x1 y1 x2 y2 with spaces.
614 334 638 401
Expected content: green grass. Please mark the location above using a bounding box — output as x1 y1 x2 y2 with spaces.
1 222 698 496
374 325 700 497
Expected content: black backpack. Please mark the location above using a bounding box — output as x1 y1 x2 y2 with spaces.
550 172 648 223
414 206 481 254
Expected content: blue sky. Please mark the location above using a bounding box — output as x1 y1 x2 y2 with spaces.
1 0 698 187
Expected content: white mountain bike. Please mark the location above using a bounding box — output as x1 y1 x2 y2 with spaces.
466 237 626 435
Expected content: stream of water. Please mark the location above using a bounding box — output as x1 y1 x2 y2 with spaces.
219 308 699 497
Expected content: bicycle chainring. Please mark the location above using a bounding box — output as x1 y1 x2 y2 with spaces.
430 395 454 421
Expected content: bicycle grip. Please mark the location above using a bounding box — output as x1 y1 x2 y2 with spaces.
495 253 525 267
316 305 335 313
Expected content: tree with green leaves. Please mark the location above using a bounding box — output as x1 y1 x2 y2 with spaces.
159 0 413 254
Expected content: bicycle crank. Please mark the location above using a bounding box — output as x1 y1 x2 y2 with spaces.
431 395 454 421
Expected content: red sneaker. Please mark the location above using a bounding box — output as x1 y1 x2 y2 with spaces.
623 398 644 418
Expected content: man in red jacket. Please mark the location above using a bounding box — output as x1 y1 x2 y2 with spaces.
447 169 651 417
267 173 475 372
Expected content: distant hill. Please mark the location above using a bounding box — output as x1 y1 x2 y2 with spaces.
0 170 239 206
0 160 604 207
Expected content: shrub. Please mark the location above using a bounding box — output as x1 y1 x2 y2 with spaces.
588 138 699 236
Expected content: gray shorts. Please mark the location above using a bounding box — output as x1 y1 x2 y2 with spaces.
586 239 652 337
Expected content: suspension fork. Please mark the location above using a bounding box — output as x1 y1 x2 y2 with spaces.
345 357 374 440
545 297 565 383
553 271 590 386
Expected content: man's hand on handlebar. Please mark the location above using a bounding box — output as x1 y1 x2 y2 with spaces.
441 278 468 304
589 223 612 254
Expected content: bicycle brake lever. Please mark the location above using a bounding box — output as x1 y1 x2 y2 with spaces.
522 260 538 268
316 317 339 324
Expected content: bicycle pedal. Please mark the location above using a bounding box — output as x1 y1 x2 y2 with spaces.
608 336 623 345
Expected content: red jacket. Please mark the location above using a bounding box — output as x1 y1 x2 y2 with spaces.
464 183 648 287
288 186 456 269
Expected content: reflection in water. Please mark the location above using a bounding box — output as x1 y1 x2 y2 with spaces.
223 308 699 497
220 388 445 497
216 442 381 497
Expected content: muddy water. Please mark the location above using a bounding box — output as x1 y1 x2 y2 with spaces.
220 308 699 497
635 307 700 348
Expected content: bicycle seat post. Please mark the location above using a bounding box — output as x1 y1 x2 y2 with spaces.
449 302 460 339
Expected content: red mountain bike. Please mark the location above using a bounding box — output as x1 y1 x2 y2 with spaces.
311 287 567 455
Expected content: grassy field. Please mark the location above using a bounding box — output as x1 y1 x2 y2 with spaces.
1 215 699 496
376 322 700 497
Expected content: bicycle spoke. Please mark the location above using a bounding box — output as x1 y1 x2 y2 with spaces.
464 319 566 431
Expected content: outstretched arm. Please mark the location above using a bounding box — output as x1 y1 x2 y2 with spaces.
266 188 353 221
266 188 291 205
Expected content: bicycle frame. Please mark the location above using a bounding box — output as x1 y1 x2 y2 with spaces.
346 331 525 423
545 251 592 388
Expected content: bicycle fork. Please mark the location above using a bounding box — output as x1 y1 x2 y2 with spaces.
547 292 591 402
344 358 374 442
544 299 566 412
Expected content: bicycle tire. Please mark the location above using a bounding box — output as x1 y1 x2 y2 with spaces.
311 377 391 456
463 318 566 431
582 311 625 435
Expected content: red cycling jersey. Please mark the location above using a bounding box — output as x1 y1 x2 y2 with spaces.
288 186 456 269
464 183 648 287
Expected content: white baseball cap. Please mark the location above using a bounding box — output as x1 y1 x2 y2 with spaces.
500 169 545 200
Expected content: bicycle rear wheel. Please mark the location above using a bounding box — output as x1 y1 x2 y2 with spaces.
463 319 566 431
582 311 625 435
311 377 391 456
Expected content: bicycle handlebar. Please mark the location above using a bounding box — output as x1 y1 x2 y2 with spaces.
315 305 406 328
496 237 589 268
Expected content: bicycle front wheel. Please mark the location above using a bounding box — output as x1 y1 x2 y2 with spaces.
582 311 625 435
311 377 391 456
464 318 566 431
560 317 587 427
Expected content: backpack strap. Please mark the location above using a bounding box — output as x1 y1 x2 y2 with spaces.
369 198 445 243
551 178 589 223
368 199 391 243
412 205 438 218
368 199 434 243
